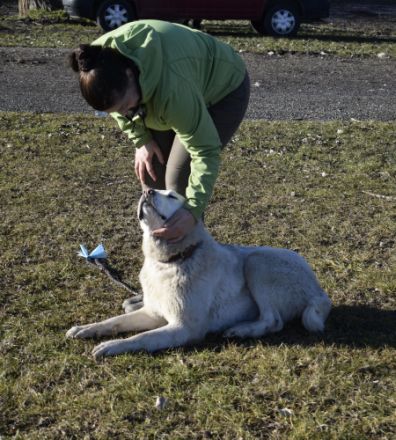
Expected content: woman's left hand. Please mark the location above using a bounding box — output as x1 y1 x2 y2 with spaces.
152 208 196 243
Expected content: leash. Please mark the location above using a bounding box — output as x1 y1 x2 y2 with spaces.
85 258 140 296
80 240 202 293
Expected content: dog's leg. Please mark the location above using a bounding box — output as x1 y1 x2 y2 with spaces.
92 323 196 359
302 295 332 332
223 306 283 339
224 252 286 339
66 307 166 339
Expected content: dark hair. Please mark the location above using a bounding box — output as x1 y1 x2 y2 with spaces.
69 44 140 111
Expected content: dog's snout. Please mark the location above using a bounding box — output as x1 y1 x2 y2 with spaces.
144 188 155 198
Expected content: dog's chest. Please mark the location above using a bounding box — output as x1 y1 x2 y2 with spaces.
139 244 251 324
139 259 204 318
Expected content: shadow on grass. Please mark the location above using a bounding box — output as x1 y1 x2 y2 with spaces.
262 305 396 349
179 305 396 353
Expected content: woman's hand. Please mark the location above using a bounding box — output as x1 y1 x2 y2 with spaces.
152 208 197 243
134 140 164 184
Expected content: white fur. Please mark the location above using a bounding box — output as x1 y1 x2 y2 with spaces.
66 189 331 359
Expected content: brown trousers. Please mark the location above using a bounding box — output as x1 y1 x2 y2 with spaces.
143 72 250 198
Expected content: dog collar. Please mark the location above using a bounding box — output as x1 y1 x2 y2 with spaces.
162 241 202 264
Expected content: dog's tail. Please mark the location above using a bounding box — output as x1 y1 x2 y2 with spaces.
302 293 332 332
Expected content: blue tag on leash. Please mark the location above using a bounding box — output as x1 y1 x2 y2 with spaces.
78 243 107 260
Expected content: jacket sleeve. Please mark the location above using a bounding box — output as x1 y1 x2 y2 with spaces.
110 112 152 147
163 81 222 220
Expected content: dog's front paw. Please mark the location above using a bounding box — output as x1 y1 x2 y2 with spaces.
66 323 102 339
92 339 128 360
66 325 83 339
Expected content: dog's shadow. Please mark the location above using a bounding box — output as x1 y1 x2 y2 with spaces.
177 305 396 353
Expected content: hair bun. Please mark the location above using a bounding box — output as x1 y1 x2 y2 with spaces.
69 44 102 73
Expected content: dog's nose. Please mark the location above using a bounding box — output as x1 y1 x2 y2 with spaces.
144 188 155 197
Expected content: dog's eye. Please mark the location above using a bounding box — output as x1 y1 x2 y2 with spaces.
168 194 177 199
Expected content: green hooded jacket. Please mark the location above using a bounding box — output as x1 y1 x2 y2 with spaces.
93 20 246 219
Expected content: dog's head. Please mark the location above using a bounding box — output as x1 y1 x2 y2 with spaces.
138 189 185 232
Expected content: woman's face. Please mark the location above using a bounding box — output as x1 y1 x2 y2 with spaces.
105 68 140 115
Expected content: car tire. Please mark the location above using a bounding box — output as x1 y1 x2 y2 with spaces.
97 0 135 32
252 1 301 37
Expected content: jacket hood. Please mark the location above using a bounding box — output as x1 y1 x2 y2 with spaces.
92 22 163 103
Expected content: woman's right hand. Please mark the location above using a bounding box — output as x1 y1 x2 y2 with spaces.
134 139 165 184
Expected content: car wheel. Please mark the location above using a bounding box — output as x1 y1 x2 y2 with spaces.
97 0 135 32
252 1 300 37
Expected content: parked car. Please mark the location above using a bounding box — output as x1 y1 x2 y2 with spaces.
62 0 330 37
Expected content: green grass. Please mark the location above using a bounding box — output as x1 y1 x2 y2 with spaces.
1 113 395 438
0 11 395 57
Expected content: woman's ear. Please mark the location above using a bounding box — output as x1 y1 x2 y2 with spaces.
126 68 135 80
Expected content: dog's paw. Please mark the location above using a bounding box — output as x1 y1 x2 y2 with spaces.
92 339 128 360
223 323 257 339
223 320 275 339
66 326 83 339
122 294 144 313
66 324 101 339
223 327 244 339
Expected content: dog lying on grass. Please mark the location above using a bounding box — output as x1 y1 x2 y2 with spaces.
66 189 331 359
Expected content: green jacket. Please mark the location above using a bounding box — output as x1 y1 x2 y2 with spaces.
93 20 246 219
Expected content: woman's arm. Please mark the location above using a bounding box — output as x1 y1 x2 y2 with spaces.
164 82 222 220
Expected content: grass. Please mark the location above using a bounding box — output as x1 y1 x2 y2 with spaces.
1 113 395 438
0 10 395 58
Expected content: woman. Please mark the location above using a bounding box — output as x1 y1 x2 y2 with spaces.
70 20 250 242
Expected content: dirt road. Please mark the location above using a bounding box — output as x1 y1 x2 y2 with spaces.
0 47 394 120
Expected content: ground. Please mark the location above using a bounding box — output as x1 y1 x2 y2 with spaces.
0 1 395 439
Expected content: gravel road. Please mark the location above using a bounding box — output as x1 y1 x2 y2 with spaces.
0 46 395 120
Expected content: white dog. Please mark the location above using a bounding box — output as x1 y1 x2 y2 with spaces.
66 189 331 359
